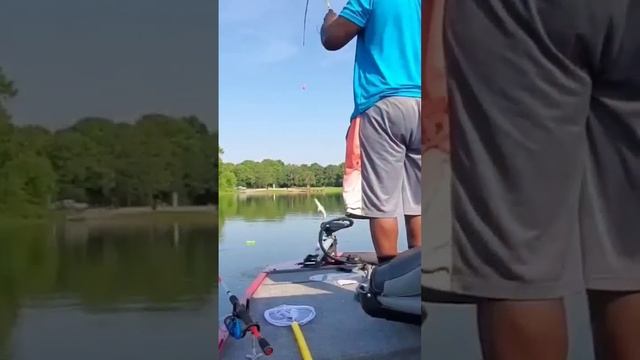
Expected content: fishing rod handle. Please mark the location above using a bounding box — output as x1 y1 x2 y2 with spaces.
229 294 239 306
259 337 274 356
248 326 273 356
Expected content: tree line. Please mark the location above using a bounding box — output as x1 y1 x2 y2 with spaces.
219 152 344 192
1 66 343 216
0 67 217 217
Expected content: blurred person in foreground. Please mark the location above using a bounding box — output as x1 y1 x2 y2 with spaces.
430 0 640 359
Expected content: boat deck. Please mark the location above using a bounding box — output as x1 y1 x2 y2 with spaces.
221 267 421 360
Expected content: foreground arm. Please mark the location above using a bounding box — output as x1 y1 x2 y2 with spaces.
320 9 361 51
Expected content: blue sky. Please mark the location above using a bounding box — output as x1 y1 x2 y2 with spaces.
219 0 356 166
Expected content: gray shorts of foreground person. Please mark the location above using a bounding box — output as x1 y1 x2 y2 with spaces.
422 0 640 359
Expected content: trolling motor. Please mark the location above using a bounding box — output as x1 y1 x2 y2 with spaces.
300 216 379 268
220 277 273 359
299 199 423 326
300 214 423 326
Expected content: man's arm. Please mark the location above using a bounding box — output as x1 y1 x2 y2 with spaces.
321 9 361 51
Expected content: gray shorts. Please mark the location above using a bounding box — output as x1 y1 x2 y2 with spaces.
423 0 640 300
343 97 422 218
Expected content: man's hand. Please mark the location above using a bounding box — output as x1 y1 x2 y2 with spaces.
324 9 337 25
321 9 360 51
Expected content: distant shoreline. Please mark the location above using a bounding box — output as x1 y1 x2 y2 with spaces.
0 207 219 225
65 205 217 221
229 187 342 195
1 187 344 224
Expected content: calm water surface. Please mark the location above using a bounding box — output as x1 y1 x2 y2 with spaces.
0 216 217 360
220 193 597 360
218 193 408 316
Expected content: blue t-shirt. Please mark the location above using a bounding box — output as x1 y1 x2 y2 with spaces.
340 0 422 118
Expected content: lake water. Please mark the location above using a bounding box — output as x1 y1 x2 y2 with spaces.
220 193 598 360
217 193 409 318
0 216 217 360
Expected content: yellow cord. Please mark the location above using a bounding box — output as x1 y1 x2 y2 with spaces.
291 321 313 360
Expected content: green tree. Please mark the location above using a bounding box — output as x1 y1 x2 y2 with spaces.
0 67 218 214
49 131 108 203
0 154 56 217
223 158 344 189
0 67 18 167
219 147 236 192
309 163 324 186
9 125 53 157
233 161 257 188
0 68 57 218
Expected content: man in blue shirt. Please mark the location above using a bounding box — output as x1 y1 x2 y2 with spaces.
321 0 422 264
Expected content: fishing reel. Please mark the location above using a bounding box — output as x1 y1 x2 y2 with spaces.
224 299 262 340
224 315 262 340
224 315 245 340
219 277 273 359
224 313 272 360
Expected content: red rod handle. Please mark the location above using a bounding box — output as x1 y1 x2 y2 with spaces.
249 326 273 356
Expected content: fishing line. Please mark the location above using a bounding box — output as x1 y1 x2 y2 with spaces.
303 0 332 46
218 276 233 298
303 0 310 46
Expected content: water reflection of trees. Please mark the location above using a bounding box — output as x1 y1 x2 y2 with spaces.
218 193 344 242
0 224 51 357
0 220 218 356
220 193 343 221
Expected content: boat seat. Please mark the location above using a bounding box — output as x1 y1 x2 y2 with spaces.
358 247 422 325
371 247 421 294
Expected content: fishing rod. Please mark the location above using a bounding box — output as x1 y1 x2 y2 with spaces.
303 0 332 46
219 276 273 358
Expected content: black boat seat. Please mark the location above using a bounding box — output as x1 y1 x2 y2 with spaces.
358 246 422 325
371 247 421 294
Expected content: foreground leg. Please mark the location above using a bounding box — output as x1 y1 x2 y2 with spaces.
589 291 640 360
405 215 421 249
477 299 568 360
369 217 398 263
582 3 640 360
